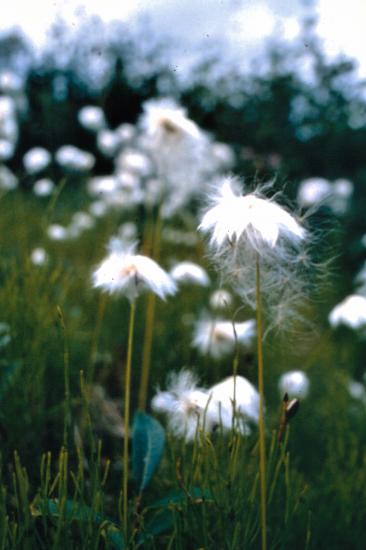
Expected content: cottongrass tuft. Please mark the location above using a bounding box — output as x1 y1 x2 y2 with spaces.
92 240 177 303
199 176 312 330
151 370 259 441
192 317 256 359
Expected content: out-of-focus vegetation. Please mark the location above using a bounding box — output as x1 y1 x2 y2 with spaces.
0 16 366 549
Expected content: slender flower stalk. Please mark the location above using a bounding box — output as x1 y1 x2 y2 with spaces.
123 300 136 536
256 256 267 550
199 176 309 550
92 240 176 536
138 211 163 410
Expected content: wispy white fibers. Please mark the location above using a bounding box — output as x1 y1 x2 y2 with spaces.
151 370 259 441
199 176 309 329
138 97 212 217
170 261 210 287
192 317 255 359
92 240 177 303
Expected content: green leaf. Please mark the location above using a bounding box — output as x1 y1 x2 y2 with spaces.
137 488 212 546
30 498 125 549
132 412 165 494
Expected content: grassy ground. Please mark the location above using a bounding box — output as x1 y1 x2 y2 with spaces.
0 183 365 549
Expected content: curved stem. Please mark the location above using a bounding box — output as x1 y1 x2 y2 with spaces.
123 300 136 537
256 257 267 550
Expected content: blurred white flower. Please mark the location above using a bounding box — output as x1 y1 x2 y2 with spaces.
89 200 109 218
329 178 353 215
151 370 211 442
0 165 18 190
115 123 136 143
92 241 177 302
208 375 260 432
209 289 233 310
116 148 152 177
56 145 95 172
0 140 15 161
33 178 55 197
151 371 259 441
199 176 305 251
71 211 95 231
141 97 202 143
78 105 106 132
30 247 48 266
0 71 23 94
297 177 331 207
278 370 310 399
199 176 309 326
170 261 210 287
328 294 366 330
47 224 69 241
210 142 235 170
139 98 211 216
23 147 51 174
192 318 255 359
348 380 366 401
87 176 118 196
97 129 121 157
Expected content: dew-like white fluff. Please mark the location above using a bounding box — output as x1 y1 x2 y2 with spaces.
55 145 95 172
33 178 55 197
78 105 106 132
209 289 233 310
30 247 48 266
47 224 69 241
328 294 366 330
192 318 256 359
170 262 210 287
23 147 51 174
92 241 177 303
97 129 121 157
0 140 15 161
0 165 18 190
278 370 310 399
297 177 332 207
151 371 259 441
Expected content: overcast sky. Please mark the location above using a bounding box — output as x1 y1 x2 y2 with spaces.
1 0 366 78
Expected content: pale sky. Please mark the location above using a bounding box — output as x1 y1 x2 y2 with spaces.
1 0 366 79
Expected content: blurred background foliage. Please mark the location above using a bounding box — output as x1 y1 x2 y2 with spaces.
0 14 366 548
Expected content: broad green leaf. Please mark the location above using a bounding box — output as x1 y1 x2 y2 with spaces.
132 412 165 494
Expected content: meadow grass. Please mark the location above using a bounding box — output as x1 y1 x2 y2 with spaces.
0 185 365 549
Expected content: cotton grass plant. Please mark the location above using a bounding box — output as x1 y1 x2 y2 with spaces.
199 175 309 550
92 238 176 535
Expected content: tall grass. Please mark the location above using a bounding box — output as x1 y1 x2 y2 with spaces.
0 187 365 548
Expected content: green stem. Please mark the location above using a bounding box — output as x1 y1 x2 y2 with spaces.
123 300 136 537
57 306 70 448
256 257 267 550
138 211 162 411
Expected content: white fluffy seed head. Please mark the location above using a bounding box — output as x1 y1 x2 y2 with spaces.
199 176 311 330
192 317 255 359
92 241 177 302
199 176 305 253
151 370 259 441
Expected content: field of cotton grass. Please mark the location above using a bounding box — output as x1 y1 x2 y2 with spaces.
2 60 366 550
